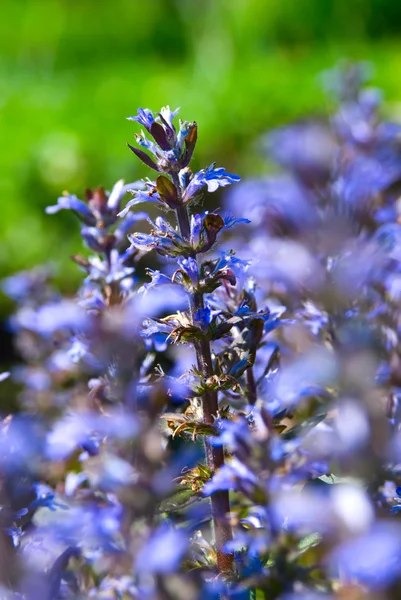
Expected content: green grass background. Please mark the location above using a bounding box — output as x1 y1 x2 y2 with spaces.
2 0 401 294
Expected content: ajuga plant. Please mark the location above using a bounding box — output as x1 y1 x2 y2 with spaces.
4 62 401 600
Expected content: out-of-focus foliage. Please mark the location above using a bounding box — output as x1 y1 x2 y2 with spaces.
3 0 401 291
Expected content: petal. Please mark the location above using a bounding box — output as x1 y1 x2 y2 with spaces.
118 191 162 217
46 195 95 224
127 107 155 130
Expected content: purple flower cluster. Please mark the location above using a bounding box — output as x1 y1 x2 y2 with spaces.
2 63 401 599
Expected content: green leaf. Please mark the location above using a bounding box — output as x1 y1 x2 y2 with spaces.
298 532 322 553
158 487 199 513
281 413 326 440
317 473 363 486
318 473 341 485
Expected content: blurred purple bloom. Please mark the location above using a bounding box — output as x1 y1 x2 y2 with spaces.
31 501 125 555
64 472 88 497
272 347 338 407
0 415 44 473
1 268 52 302
30 484 68 512
12 367 50 391
46 410 138 461
135 524 188 574
14 300 89 337
321 61 373 102
329 524 401 589
227 175 316 234
334 155 401 205
265 121 336 183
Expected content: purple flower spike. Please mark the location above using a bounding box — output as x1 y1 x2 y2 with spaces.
135 524 188 574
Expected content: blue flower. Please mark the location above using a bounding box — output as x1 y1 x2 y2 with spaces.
87 251 136 285
160 105 179 130
46 193 95 224
193 307 212 331
64 472 88 497
138 269 172 293
106 179 138 212
202 458 258 496
212 252 250 274
30 484 68 512
118 186 163 218
47 180 144 224
128 216 186 257
183 164 241 202
186 211 248 254
114 210 148 240
177 256 199 284
222 214 251 229
177 119 191 150
190 213 203 248
128 108 155 130
211 417 251 451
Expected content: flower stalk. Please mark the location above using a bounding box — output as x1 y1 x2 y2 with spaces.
175 197 234 575
122 105 243 590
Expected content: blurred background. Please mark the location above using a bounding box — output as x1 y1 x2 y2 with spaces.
2 0 401 298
